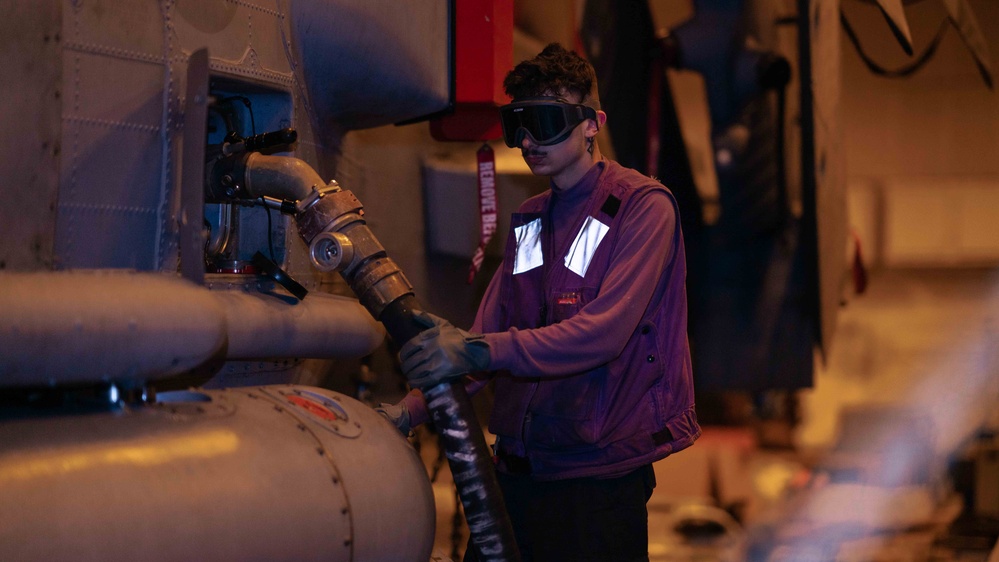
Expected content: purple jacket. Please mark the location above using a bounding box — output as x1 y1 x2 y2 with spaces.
471 159 699 480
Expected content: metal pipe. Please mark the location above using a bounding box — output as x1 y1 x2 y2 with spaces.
274 165 520 561
242 152 325 202
214 290 384 360
0 271 227 387
205 203 233 257
0 272 386 387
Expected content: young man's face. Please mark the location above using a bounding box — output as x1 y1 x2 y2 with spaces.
513 91 606 190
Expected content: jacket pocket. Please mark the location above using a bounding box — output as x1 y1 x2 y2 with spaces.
488 375 534 439
527 369 606 449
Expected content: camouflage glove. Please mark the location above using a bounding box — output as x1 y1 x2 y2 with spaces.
399 311 490 389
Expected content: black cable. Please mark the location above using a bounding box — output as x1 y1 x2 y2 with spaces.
261 196 276 262
203 218 213 266
219 95 257 137
840 10 950 78
245 98 256 136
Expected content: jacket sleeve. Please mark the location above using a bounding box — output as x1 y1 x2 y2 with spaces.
483 188 677 378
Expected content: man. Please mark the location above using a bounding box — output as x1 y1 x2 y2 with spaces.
385 43 699 562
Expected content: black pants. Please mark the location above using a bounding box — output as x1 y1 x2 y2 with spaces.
464 464 656 562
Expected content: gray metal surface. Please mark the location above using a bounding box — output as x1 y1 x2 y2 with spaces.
0 271 226 386
213 289 384 359
180 48 210 284
289 0 451 132
0 271 383 386
54 0 169 270
0 385 435 561
243 152 326 201
0 3 452 557
0 0 452 382
0 2 61 271
1 0 448 274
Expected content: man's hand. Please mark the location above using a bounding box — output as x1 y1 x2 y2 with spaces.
375 401 411 435
399 311 490 389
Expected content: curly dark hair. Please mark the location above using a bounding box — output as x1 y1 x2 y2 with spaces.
503 43 599 108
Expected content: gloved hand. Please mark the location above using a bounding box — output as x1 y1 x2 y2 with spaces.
399 311 490 389
375 401 411 435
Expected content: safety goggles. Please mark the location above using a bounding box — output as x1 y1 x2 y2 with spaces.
499 97 598 148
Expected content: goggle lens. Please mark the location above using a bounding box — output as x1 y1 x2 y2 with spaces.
499 99 596 148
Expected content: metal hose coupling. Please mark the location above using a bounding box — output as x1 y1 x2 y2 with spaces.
296 182 415 319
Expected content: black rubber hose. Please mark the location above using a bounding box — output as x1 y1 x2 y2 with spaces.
379 296 520 562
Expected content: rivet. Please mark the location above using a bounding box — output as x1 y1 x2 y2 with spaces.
647 355 655 363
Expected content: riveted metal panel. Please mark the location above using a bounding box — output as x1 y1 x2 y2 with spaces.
55 1 168 269
0 2 62 271
69 0 167 57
